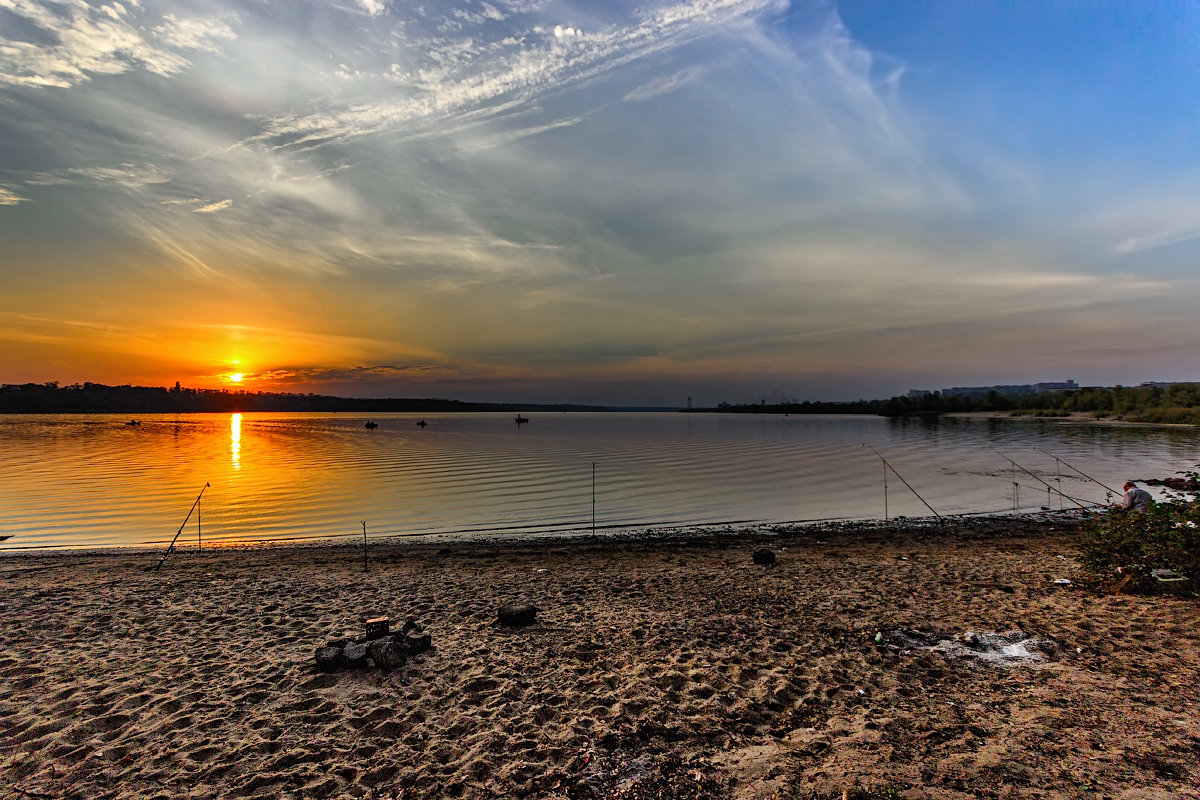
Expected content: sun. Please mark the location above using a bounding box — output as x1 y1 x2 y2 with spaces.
228 372 244 384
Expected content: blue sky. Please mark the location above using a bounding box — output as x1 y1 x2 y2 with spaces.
1 0 1197 405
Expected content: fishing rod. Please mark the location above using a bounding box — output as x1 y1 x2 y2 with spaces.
1010 479 1106 511
1033 446 1122 495
862 444 942 519
156 482 210 570
993 451 1096 512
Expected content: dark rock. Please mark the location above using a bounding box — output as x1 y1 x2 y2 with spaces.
498 602 538 627
401 631 432 656
366 639 407 673
317 622 432 674
752 548 776 566
315 645 343 673
1144 477 1200 491
342 640 369 668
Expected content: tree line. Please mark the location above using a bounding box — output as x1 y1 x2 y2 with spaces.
0 382 607 414
5 380 1198 423
709 383 1200 424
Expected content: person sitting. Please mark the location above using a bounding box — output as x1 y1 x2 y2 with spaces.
1121 481 1153 512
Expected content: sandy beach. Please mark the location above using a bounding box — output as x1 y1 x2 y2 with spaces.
3 517 1198 799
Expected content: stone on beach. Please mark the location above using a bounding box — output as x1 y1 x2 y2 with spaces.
497 601 538 627
312 621 432 674
366 638 407 673
341 640 369 668
752 548 776 565
314 646 343 673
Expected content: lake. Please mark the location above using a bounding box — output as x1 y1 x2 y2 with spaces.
1 412 1197 551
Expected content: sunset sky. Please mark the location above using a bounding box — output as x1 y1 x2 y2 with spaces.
2 1 1198 406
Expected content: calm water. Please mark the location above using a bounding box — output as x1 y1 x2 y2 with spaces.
1 412 1197 550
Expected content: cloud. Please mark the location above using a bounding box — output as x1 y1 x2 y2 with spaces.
67 163 173 188
153 14 237 53
253 0 783 149
251 364 441 384
0 0 235 87
193 198 232 213
1114 227 1200 257
356 0 386 17
0 184 27 205
622 65 704 101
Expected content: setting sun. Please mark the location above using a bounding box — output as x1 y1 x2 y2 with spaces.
228 373 244 383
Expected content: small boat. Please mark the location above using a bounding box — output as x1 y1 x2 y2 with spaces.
0 535 12 542
416 420 427 428
364 421 378 430
125 420 141 426
515 415 529 425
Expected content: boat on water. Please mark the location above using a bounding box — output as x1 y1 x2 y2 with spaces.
364 421 378 429
515 415 529 425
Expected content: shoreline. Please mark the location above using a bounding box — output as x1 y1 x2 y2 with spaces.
945 410 1199 428
0 510 1092 560
6 514 1198 799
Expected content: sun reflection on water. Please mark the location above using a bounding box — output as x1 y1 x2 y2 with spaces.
230 412 241 470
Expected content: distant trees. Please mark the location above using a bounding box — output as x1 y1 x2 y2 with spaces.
884 384 1200 424
0 382 620 414
708 383 1200 425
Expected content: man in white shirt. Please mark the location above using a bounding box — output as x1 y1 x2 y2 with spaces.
1121 481 1153 511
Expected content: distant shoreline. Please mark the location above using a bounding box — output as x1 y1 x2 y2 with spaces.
945 410 1199 428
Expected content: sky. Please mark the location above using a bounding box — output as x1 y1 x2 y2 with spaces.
1 0 1198 406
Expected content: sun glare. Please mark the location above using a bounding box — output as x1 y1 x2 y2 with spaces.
228 373 244 383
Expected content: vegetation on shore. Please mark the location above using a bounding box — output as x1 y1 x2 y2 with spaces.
712 383 1200 425
1079 469 1200 595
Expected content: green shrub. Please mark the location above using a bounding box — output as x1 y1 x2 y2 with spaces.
1080 499 1200 593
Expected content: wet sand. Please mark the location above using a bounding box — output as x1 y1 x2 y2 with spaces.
3 517 1198 799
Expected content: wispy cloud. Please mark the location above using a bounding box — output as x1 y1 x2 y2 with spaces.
253 0 782 149
0 184 26 205
623 65 705 101
0 0 236 87
193 198 232 213
251 364 441 384
67 163 173 188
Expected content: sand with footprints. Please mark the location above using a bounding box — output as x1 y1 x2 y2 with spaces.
3 517 1198 799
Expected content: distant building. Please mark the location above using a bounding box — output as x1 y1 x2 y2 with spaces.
906 389 934 398
1034 380 1079 392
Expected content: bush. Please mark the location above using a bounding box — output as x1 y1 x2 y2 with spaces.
1080 500 1200 594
